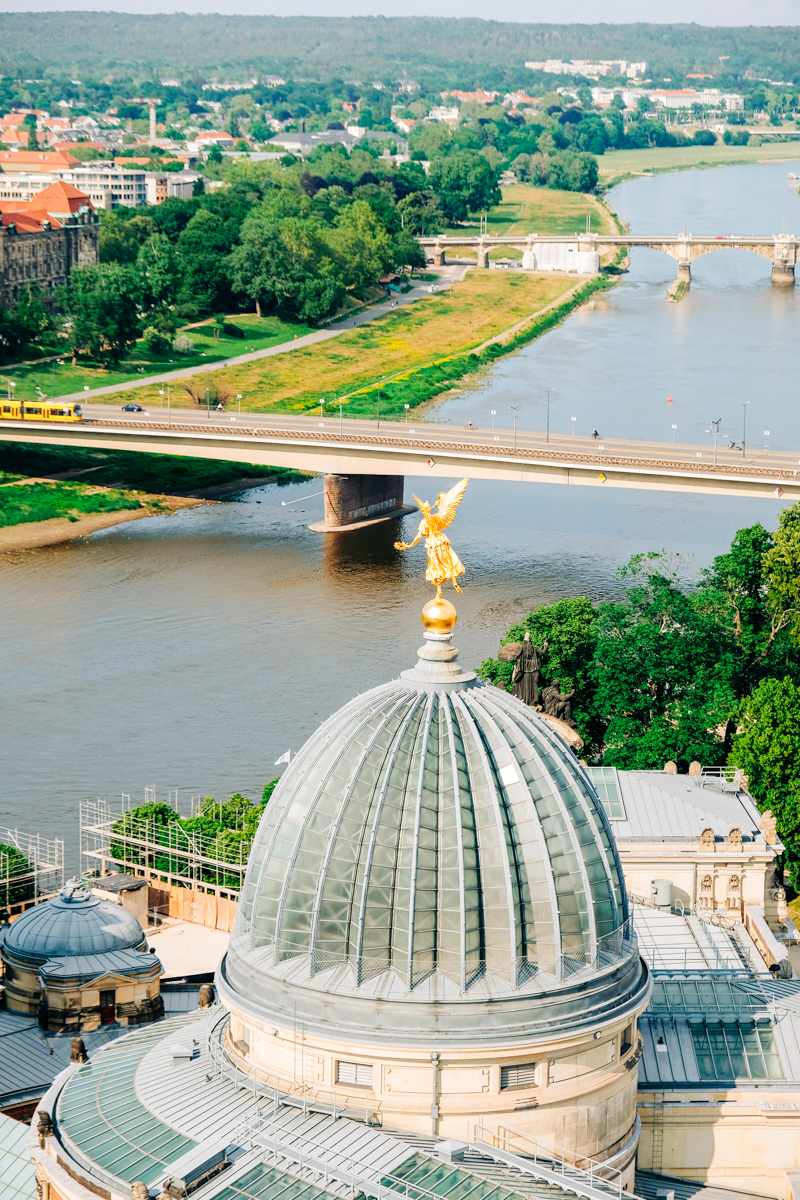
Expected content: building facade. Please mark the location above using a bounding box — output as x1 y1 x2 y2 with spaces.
0 182 99 307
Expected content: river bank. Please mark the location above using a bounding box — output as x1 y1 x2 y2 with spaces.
0 493 206 553
598 140 800 186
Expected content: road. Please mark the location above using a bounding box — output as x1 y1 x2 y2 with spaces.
6 406 798 501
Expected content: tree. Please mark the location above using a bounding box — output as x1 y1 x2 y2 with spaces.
229 215 345 322
396 189 443 235
591 555 734 770
207 143 223 164
391 230 426 275
693 129 717 146
477 597 599 743
176 208 231 312
66 264 141 367
427 150 501 224
137 233 177 311
729 677 800 869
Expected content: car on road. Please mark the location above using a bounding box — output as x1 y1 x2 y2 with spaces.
122 403 144 412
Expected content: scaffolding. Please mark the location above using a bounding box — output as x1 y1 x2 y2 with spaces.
0 828 64 909
80 797 251 900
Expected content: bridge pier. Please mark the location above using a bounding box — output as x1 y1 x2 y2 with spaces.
477 245 489 269
432 244 446 267
772 262 795 285
310 474 415 533
676 261 692 286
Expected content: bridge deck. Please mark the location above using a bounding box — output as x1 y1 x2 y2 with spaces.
1 414 797 501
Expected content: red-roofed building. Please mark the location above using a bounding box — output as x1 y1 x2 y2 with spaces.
0 180 98 307
0 149 80 175
0 130 32 147
447 89 498 104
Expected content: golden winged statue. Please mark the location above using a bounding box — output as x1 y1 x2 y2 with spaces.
395 478 469 599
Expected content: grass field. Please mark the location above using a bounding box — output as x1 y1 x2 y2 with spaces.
0 442 308 495
0 313 315 403
445 184 613 241
0 478 144 527
599 142 800 181
89 271 580 415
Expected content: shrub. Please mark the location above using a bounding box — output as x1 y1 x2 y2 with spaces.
172 333 194 354
692 129 717 146
143 326 172 354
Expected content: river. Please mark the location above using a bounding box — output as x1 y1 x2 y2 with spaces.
2 158 799 868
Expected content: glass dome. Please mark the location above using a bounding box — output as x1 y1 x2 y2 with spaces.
235 629 628 999
3 877 146 964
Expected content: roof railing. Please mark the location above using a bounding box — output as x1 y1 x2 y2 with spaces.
471 1118 641 1200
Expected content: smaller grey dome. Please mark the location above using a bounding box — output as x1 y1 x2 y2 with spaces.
3 877 146 965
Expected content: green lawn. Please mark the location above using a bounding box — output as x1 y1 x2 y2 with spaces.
0 479 144 527
0 313 315 403
599 141 800 180
444 184 614 243
0 442 308 495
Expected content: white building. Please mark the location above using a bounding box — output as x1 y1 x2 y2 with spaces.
527 59 647 79
426 105 459 122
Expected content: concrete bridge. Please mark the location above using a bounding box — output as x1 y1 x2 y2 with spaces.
2 411 798 532
419 234 800 284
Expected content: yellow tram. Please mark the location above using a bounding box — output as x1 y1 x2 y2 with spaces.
0 400 82 422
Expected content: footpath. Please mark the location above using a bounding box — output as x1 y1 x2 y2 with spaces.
52 267 469 405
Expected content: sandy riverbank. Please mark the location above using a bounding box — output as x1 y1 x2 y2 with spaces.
0 494 206 553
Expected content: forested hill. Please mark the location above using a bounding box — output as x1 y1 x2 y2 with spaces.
1 15 800 84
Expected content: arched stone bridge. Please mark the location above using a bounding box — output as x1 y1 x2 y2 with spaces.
418 234 800 283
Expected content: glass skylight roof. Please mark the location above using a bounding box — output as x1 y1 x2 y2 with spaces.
215 1164 335 1200
585 768 626 821
689 1016 783 1080
649 977 767 1014
57 1022 195 1186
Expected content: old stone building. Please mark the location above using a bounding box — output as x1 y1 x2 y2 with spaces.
0 876 163 1032
0 180 99 308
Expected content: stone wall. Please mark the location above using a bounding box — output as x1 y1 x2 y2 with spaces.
0 214 99 308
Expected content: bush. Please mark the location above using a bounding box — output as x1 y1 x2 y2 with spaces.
172 333 194 354
143 326 172 354
692 129 717 146
223 322 245 338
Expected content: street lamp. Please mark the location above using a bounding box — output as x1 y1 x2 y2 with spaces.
509 405 519 452
237 393 242 414
571 416 576 437
319 397 325 419
672 423 677 444
491 409 496 430
544 389 552 443
741 401 749 458
711 417 721 466
404 403 410 423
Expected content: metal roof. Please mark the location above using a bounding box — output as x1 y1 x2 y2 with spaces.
606 772 766 844
46 1011 637 1200
0 989 198 1107
0 1112 37 1199
632 908 745 973
39 947 162 983
3 877 145 963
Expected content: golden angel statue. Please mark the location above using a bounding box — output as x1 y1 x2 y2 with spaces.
395 478 469 598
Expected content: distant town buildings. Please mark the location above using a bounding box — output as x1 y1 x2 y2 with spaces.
526 58 647 78
590 85 745 112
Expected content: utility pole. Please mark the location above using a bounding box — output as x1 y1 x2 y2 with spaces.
741 401 749 459
545 389 552 444
509 405 519 453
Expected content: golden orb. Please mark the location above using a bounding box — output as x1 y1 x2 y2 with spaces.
421 596 457 633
